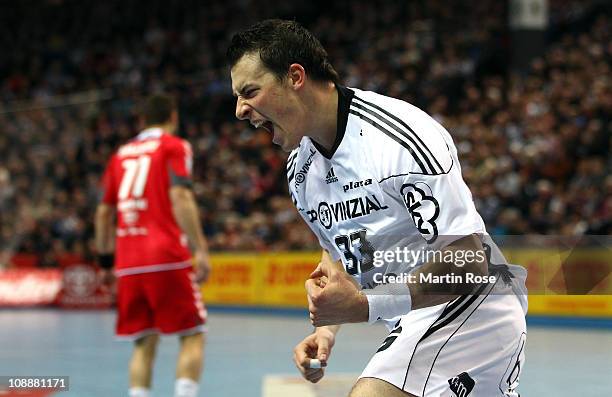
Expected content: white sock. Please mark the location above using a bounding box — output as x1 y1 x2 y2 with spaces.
129 387 150 397
174 377 199 397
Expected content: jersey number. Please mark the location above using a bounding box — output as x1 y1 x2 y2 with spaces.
334 229 374 275
118 155 151 199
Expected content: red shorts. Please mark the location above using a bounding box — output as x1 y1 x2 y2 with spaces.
116 268 207 339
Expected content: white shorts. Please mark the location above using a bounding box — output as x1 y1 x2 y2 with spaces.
360 281 527 397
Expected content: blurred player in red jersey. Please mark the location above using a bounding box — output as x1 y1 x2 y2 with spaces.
95 94 210 397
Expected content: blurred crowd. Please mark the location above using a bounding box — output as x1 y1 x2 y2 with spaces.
0 0 609 267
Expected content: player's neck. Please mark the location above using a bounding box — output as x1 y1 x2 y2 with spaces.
146 122 176 135
307 82 339 152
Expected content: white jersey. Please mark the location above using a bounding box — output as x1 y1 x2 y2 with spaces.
287 86 526 305
288 86 528 396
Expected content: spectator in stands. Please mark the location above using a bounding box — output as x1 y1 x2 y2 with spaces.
0 0 609 267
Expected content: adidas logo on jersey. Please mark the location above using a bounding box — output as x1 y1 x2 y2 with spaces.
343 178 372 192
325 167 338 184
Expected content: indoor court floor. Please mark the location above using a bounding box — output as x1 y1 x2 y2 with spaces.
0 309 611 396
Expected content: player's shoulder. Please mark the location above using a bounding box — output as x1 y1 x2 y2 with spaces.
103 150 121 174
349 88 454 177
158 132 192 155
116 128 164 156
159 132 188 146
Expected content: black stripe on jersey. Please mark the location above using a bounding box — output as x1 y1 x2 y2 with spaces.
420 281 497 396
286 151 298 171
377 161 454 183
400 282 489 389
286 150 299 183
353 95 446 174
433 294 469 326
401 279 497 392
418 282 488 342
349 109 428 174
351 102 438 175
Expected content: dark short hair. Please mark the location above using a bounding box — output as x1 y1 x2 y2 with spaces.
142 94 176 126
227 19 339 84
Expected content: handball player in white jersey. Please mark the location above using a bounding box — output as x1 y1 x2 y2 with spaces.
228 19 527 397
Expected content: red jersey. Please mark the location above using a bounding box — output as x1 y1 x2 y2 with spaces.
102 128 193 276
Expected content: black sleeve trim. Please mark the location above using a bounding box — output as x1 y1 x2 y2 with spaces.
169 168 193 188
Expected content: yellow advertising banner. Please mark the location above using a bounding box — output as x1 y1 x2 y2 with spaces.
202 252 319 308
201 250 612 317
527 295 612 317
202 254 262 306
504 248 612 295
258 253 320 307
503 248 612 316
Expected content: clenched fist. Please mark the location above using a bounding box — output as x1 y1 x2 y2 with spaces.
305 258 368 326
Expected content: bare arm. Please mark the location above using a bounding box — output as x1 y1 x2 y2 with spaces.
359 234 488 323
294 249 342 382
409 234 487 310
94 203 115 254
313 250 342 335
170 185 211 282
306 235 489 326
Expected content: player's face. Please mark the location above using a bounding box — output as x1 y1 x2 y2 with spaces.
231 53 302 152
